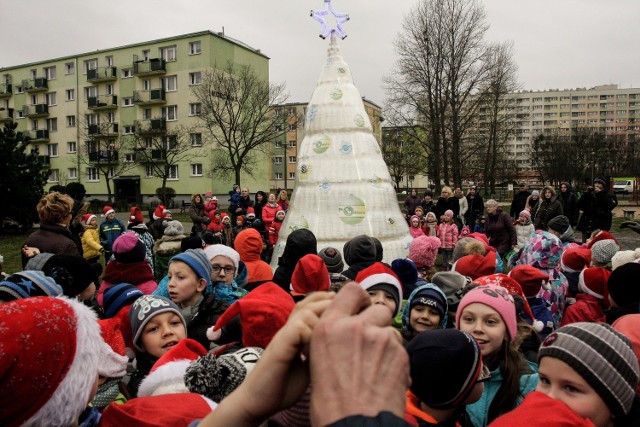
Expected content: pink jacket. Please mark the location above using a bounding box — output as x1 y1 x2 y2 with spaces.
438 222 458 250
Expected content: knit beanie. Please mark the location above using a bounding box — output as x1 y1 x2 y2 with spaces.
578 267 611 300
24 252 54 271
0 270 63 301
452 251 496 280
456 284 517 342
587 230 619 249
343 235 377 265
170 249 212 281
318 247 345 273
42 254 102 297
184 347 264 403
113 233 146 263
407 329 483 409
129 295 186 352
518 210 531 220
372 237 384 262
164 220 185 237
548 215 570 234
102 283 144 319
474 274 537 330
129 206 145 224
402 284 448 332
355 262 404 316
408 235 441 268
531 190 540 196
607 262 640 307
391 258 419 294
611 249 640 271
181 236 204 252
290 254 330 296
203 244 240 276
538 322 640 417
431 271 470 309
560 247 592 273
444 209 454 218
509 264 551 297
591 239 620 265
612 314 640 395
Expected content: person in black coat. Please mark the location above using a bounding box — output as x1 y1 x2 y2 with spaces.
433 186 459 221
577 178 617 242
558 182 578 226
510 182 531 219
272 228 317 291
465 185 485 226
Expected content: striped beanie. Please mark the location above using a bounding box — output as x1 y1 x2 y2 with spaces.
0 271 63 301
539 322 639 416
170 249 212 281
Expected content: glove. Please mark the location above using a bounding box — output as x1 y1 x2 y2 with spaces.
620 221 640 234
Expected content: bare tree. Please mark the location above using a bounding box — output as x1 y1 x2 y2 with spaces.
191 62 289 186
381 126 425 191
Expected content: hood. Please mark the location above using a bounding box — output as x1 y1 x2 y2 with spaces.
279 229 317 266
191 193 203 205
343 235 377 265
234 228 263 262
542 185 556 200
255 191 268 207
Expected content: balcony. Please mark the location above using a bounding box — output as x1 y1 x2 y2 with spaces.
36 155 50 165
88 122 119 137
135 118 166 134
0 83 11 98
87 66 117 83
132 89 166 106
0 108 13 122
135 149 166 162
88 95 118 110
23 104 49 118
27 129 50 142
23 78 48 93
88 150 119 164
133 58 166 76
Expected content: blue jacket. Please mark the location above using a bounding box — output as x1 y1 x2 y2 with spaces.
99 217 126 251
466 361 539 427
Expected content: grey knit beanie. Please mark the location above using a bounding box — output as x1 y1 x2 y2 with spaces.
591 239 620 265
318 247 344 273
164 220 185 236
538 322 639 417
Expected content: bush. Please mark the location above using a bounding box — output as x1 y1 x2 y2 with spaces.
66 182 86 200
156 187 176 206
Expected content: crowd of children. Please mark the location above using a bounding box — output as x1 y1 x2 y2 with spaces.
2 184 640 427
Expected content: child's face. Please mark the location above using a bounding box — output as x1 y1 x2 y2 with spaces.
411 218 420 227
414 208 424 217
268 194 276 203
236 218 243 226
139 312 187 358
444 215 452 222
90 218 97 226
458 303 507 358
367 288 397 315
246 214 255 221
77 282 96 302
518 215 527 223
168 261 206 307
536 357 612 427
410 305 441 333
276 212 285 221
222 217 231 225
107 212 115 220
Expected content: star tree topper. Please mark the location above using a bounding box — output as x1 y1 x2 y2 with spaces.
310 0 350 39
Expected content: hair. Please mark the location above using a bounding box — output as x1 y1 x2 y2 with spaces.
485 199 499 207
441 186 452 195
278 190 288 200
487 338 530 422
37 192 74 224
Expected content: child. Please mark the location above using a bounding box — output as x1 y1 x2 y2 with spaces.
220 213 234 247
206 210 224 241
409 214 425 238
167 249 229 348
244 207 257 228
560 266 610 326
474 214 486 233
515 210 535 250
277 189 289 212
493 322 639 427
413 206 425 222
269 209 285 246
408 235 441 281
355 262 404 317
234 215 247 237
290 254 330 303
423 211 438 237
438 210 459 271
127 295 188 397
509 264 555 339
203 192 218 217
100 205 126 263
153 220 187 280
81 213 103 264
456 284 539 426
401 283 448 342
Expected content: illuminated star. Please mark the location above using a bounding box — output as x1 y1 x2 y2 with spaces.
310 0 350 40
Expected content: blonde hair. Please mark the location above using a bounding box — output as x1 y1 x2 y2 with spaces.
485 199 499 207
36 192 74 224
278 190 288 201
441 186 452 195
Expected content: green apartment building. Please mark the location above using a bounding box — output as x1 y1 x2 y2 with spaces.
0 31 270 204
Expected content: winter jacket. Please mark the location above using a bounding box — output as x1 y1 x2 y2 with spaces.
457 196 468 225
405 390 471 427
238 195 254 214
273 229 318 291
277 199 289 212
533 187 563 230
98 260 157 306
146 218 166 240
510 190 531 218
235 228 273 291
269 219 283 246
189 195 210 232
206 212 224 233
465 194 485 225
433 197 460 221
558 186 578 226
23 223 82 266
185 293 230 350
515 223 535 250
152 234 185 280
438 222 458 250
421 199 435 215
560 293 606 326
82 224 103 260
261 202 279 227
423 221 438 237
99 217 126 252
253 191 268 222
577 189 617 233
465 362 538 427
485 209 517 256
410 215 426 238
404 195 422 216
203 198 218 217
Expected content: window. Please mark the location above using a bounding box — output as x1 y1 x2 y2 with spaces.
85 114 98 125
48 143 59 157
163 105 177 121
85 86 97 100
275 141 283 148
121 68 133 78
106 112 115 123
123 125 135 135
275 125 283 132
124 153 135 163
168 165 179 180
190 133 202 146
288 140 296 148
48 169 60 183
44 66 56 80
191 163 203 176
289 172 295 179
163 75 177 92
164 135 177 150
144 137 153 149
30 69 37 79
67 168 77 179
189 72 202 85
189 103 201 116
160 46 177 62
87 167 99 182
65 62 75 74
145 165 153 177
288 124 297 131
142 49 150 61
288 107 296 116
273 156 283 164
46 118 57 132
143 108 152 120
30 95 37 105
46 92 57 106
122 97 133 107
288 156 297 163
84 59 98 74
66 116 76 127
189 41 202 55
274 172 283 179
66 89 75 101
142 79 151 91
67 141 77 153
106 84 114 95
105 55 113 67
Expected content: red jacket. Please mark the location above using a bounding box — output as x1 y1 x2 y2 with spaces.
261 202 279 227
560 293 605 326
207 211 224 233
269 220 283 246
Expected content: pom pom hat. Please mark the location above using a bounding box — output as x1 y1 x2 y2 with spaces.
318 246 344 273
129 206 145 224
509 264 552 297
112 232 147 263
408 235 441 268
290 254 330 296
456 284 517 342
474 274 538 330
355 262 404 316
153 205 168 220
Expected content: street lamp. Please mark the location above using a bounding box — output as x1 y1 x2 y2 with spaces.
590 150 596 183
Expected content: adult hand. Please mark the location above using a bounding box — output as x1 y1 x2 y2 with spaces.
620 221 640 234
310 282 410 426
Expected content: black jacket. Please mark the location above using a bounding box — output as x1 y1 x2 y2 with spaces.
510 190 531 218
558 189 579 226
465 194 485 225
272 228 317 291
577 190 617 232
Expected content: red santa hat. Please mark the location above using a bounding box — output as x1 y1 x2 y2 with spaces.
355 262 403 316
290 254 330 296
153 205 168 220
83 213 96 225
560 247 592 273
138 338 208 397
578 267 612 301
452 251 496 280
0 297 102 427
207 282 295 349
100 393 217 427
129 206 145 224
246 207 255 218
102 205 115 217
509 264 551 297
97 316 129 379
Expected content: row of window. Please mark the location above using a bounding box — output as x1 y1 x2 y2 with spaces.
272 156 297 164
273 172 296 180
47 162 204 183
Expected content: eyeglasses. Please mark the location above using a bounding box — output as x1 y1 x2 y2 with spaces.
476 364 491 383
212 265 236 275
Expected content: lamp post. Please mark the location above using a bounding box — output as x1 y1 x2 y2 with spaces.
590 150 596 183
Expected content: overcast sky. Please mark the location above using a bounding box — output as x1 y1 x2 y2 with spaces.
2 0 639 105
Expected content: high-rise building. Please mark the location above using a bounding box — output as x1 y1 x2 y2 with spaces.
0 31 270 204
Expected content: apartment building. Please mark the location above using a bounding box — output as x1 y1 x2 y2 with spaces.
269 98 383 191
0 31 270 204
